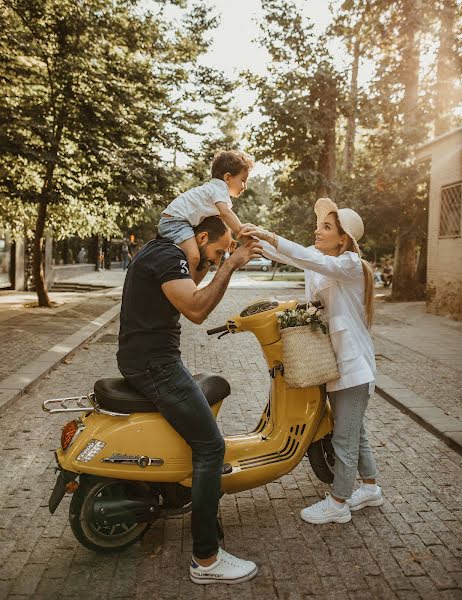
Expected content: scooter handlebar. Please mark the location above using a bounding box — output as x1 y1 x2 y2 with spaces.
206 325 228 336
297 301 322 310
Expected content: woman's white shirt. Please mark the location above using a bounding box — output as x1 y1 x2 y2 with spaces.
261 237 376 394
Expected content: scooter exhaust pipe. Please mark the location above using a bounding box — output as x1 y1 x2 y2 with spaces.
92 498 160 525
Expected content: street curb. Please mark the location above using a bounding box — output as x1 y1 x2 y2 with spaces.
375 371 462 457
0 302 121 415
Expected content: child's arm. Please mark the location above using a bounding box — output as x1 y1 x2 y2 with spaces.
216 202 243 235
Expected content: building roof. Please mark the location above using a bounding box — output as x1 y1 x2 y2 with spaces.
417 127 462 152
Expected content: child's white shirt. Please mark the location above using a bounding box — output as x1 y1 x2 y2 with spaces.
162 178 232 227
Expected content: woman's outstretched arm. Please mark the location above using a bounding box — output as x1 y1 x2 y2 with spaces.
241 226 362 281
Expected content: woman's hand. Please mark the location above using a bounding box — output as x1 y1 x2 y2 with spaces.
238 224 278 248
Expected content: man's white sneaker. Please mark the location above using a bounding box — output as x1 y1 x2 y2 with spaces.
347 484 383 512
300 493 351 524
190 547 258 585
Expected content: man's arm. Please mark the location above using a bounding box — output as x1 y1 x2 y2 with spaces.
161 239 262 324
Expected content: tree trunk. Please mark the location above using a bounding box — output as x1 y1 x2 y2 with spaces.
32 102 66 306
391 0 422 301
415 235 427 285
95 235 102 271
33 199 51 307
343 34 360 175
435 0 457 136
391 230 417 300
270 261 278 281
317 86 337 198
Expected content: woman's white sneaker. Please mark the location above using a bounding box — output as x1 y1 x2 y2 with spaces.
300 493 351 524
190 547 258 585
347 484 383 511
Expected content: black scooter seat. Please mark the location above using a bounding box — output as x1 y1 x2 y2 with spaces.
94 373 230 414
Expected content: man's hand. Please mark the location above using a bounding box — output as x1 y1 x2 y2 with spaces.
161 238 262 325
227 238 263 270
228 238 238 253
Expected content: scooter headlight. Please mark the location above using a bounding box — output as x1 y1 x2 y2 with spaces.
76 440 106 462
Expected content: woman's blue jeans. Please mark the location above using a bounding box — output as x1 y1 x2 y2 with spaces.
329 383 379 500
120 359 225 559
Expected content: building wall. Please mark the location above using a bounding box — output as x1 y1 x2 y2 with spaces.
419 129 462 319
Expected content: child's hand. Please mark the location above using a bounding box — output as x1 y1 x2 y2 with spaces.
237 223 257 239
239 224 278 247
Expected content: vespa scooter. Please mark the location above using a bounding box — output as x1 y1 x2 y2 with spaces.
43 298 335 552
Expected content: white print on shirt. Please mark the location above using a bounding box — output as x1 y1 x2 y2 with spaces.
179 259 189 275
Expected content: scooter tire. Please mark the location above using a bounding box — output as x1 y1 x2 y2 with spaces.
306 435 335 484
69 479 150 553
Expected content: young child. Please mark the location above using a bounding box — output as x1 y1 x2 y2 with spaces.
158 149 254 281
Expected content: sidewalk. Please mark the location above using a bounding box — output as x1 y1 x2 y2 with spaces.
372 300 462 453
0 269 125 413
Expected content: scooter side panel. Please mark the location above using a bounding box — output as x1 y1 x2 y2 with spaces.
220 378 327 494
57 402 222 482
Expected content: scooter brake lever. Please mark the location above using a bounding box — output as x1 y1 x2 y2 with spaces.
217 331 230 340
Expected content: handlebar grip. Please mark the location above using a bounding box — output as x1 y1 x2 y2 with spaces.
206 325 228 335
297 301 322 310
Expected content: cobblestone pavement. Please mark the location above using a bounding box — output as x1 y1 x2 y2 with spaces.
372 301 462 425
1 289 462 600
0 295 120 381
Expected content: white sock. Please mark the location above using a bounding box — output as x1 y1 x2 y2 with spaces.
330 495 347 508
362 482 378 491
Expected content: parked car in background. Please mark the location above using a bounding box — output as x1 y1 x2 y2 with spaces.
240 257 272 272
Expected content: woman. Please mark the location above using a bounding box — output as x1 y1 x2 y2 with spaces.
240 198 383 525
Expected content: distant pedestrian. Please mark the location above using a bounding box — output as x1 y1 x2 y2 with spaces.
372 263 382 286
77 247 87 264
381 260 393 287
121 239 131 270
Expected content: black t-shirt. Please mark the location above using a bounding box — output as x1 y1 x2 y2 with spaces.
117 238 191 370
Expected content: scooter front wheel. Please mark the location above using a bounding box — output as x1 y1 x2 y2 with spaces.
306 434 335 484
69 478 151 552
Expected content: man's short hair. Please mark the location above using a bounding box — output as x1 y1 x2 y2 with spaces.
211 150 254 180
193 216 229 243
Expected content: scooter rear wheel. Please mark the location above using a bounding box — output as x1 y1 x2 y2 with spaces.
69 478 151 552
306 434 335 484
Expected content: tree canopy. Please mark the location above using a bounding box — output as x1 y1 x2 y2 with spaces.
0 0 229 304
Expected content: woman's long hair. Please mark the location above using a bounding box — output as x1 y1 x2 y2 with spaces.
334 214 374 329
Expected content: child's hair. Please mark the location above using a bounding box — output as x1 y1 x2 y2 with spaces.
211 150 254 180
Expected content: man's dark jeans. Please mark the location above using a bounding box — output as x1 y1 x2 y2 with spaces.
120 359 225 559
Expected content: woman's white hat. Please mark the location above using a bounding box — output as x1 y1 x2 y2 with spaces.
314 197 364 255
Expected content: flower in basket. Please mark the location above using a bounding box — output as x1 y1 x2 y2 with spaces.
277 303 327 334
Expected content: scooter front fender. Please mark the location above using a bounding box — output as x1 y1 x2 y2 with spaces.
48 468 78 514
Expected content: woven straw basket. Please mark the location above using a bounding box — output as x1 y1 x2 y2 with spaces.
280 325 340 388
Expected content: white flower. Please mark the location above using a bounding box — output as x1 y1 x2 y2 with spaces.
307 306 317 315
276 311 284 317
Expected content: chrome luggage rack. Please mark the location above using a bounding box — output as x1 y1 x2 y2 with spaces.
42 393 96 414
42 393 129 417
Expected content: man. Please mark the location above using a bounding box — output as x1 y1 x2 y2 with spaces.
117 216 262 585
121 239 131 270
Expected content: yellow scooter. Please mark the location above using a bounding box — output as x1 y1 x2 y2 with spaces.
43 298 334 552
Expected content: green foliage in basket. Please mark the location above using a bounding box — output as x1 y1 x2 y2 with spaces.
276 304 328 334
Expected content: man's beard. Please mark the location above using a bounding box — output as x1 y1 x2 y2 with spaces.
196 245 209 272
